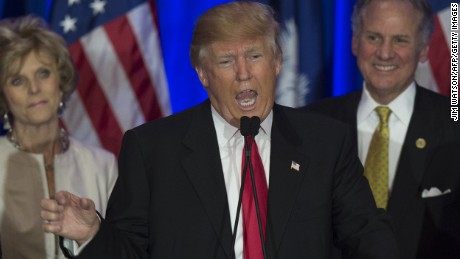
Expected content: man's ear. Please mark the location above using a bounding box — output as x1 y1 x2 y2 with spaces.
352 35 359 57
196 67 209 88
275 52 282 75
418 44 429 63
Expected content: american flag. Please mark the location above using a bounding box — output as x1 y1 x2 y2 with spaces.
290 161 300 172
0 0 452 141
415 1 455 96
49 0 170 155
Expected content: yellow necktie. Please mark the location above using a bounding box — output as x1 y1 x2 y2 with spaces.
364 106 391 209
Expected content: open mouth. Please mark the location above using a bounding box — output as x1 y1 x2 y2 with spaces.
236 89 257 108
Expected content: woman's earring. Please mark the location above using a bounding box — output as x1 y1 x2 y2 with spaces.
57 101 65 117
3 113 11 130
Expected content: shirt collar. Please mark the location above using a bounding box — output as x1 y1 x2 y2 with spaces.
358 82 415 126
211 106 272 147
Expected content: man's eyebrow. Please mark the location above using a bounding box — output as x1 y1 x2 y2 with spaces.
363 31 413 41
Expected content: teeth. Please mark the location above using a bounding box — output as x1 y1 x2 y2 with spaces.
240 98 256 107
236 89 257 107
375 65 397 71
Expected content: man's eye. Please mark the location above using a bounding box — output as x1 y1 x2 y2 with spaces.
250 54 262 60
367 35 378 42
394 37 409 44
218 59 232 66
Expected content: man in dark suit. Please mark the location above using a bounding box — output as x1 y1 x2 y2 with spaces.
305 0 460 258
40 2 398 258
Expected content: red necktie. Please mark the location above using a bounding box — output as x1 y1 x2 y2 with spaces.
241 136 268 259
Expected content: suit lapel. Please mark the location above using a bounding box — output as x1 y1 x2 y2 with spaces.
180 102 233 258
338 92 361 144
387 87 437 228
266 105 308 253
327 88 437 231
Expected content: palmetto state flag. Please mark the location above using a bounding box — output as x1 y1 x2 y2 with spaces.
50 0 171 154
266 0 326 107
416 0 457 95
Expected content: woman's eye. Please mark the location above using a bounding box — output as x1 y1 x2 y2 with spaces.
9 77 24 86
38 69 51 79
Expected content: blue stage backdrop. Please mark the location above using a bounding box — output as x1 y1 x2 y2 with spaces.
0 0 454 150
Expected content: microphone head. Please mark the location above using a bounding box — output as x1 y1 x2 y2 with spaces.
240 116 251 136
240 116 260 136
250 116 260 136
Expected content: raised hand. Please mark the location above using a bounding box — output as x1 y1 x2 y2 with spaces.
41 191 101 245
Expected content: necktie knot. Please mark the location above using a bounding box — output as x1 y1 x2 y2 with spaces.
375 106 391 126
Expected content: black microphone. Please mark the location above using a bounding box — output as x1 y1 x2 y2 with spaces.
240 116 260 137
231 116 266 259
240 116 251 137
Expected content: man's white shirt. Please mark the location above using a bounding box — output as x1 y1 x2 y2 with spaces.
357 82 415 191
212 107 272 259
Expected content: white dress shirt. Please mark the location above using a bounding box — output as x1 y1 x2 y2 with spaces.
211 107 272 259
357 82 415 191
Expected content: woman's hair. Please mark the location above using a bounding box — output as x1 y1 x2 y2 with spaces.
190 1 281 68
0 15 77 116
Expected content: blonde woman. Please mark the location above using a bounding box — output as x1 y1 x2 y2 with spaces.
0 15 118 259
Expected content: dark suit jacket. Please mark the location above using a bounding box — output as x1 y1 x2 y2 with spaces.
305 87 460 259
74 100 398 259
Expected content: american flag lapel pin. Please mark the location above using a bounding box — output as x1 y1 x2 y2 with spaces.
290 161 300 172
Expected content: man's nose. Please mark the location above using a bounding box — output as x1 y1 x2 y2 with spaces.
236 57 252 81
376 40 395 60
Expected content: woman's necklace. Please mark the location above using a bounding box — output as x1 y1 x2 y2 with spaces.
6 128 70 153
6 128 70 198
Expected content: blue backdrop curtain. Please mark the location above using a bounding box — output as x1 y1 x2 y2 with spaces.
0 0 361 134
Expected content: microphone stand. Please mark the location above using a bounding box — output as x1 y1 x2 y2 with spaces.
230 136 250 259
230 116 266 259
